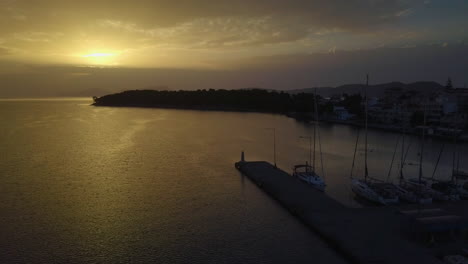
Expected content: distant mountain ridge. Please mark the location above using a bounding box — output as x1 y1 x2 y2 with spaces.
287 81 444 98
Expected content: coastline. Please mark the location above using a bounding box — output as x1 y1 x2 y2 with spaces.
93 102 467 142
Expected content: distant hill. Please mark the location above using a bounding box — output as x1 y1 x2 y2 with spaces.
288 81 444 98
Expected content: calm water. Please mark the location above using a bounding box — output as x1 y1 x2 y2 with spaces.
1 98 464 263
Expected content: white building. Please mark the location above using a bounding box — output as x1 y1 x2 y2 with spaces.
333 106 354 120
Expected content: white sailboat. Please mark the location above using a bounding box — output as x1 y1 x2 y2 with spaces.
402 178 450 201
293 88 326 191
451 135 468 198
393 120 432 204
350 75 399 205
351 179 397 205
429 142 461 201
293 164 326 191
401 101 449 202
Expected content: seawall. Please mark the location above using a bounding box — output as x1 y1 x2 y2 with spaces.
235 160 442 264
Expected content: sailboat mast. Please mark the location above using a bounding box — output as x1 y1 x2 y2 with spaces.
313 88 317 171
400 111 405 183
418 101 427 183
451 114 459 183
456 146 461 183
309 136 312 169
364 74 369 182
273 128 276 168
350 129 360 179
432 144 445 180
452 138 457 183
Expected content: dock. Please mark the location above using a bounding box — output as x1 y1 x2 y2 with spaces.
235 160 447 264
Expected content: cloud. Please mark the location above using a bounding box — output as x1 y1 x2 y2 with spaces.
0 46 13 56
5 0 408 27
99 16 313 49
13 32 64 43
1 44 467 98
395 8 413 17
0 0 411 41
0 0 465 70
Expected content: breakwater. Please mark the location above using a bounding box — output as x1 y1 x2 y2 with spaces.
235 159 442 264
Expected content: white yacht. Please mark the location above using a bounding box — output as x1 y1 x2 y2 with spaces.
350 75 398 205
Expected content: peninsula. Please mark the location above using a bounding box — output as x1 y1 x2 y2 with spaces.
92 89 319 114
93 80 468 141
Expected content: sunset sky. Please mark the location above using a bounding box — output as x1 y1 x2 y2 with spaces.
0 0 467 97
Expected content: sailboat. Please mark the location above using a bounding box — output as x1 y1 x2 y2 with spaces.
447 132 468 198
293 164 326 191
388 113 433 204
293 88 326 191
401 98 449 201
381 131 432 204
430 126 468 200
428 143 460 201
453 144 468 198
351 75 399 205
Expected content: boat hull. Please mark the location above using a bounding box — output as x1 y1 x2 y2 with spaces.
403 179 449 201
296 173 326 191
351 179 398 205
391 184 432 204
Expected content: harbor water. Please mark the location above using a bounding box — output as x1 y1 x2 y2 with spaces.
1 98 464 263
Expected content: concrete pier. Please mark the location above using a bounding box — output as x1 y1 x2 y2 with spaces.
236 160 444 264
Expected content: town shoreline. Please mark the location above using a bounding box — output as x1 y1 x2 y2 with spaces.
93 102 467 142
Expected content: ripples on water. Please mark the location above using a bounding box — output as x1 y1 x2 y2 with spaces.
0 98 463 263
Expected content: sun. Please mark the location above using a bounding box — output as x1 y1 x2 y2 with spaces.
80 52 118 65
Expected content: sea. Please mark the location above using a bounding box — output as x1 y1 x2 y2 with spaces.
0 98 463 263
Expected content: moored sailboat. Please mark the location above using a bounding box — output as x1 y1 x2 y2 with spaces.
429 142 461 201
386 129 432 204
452 141 468 198
350 75 399 205
293 164 326 191
401 102 449 201
293 88 326 191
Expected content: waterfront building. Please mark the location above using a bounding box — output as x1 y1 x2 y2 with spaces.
333 106 354 120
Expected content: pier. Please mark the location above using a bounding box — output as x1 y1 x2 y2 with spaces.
235 159 448 264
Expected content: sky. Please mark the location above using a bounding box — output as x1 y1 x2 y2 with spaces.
0 0 467 97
